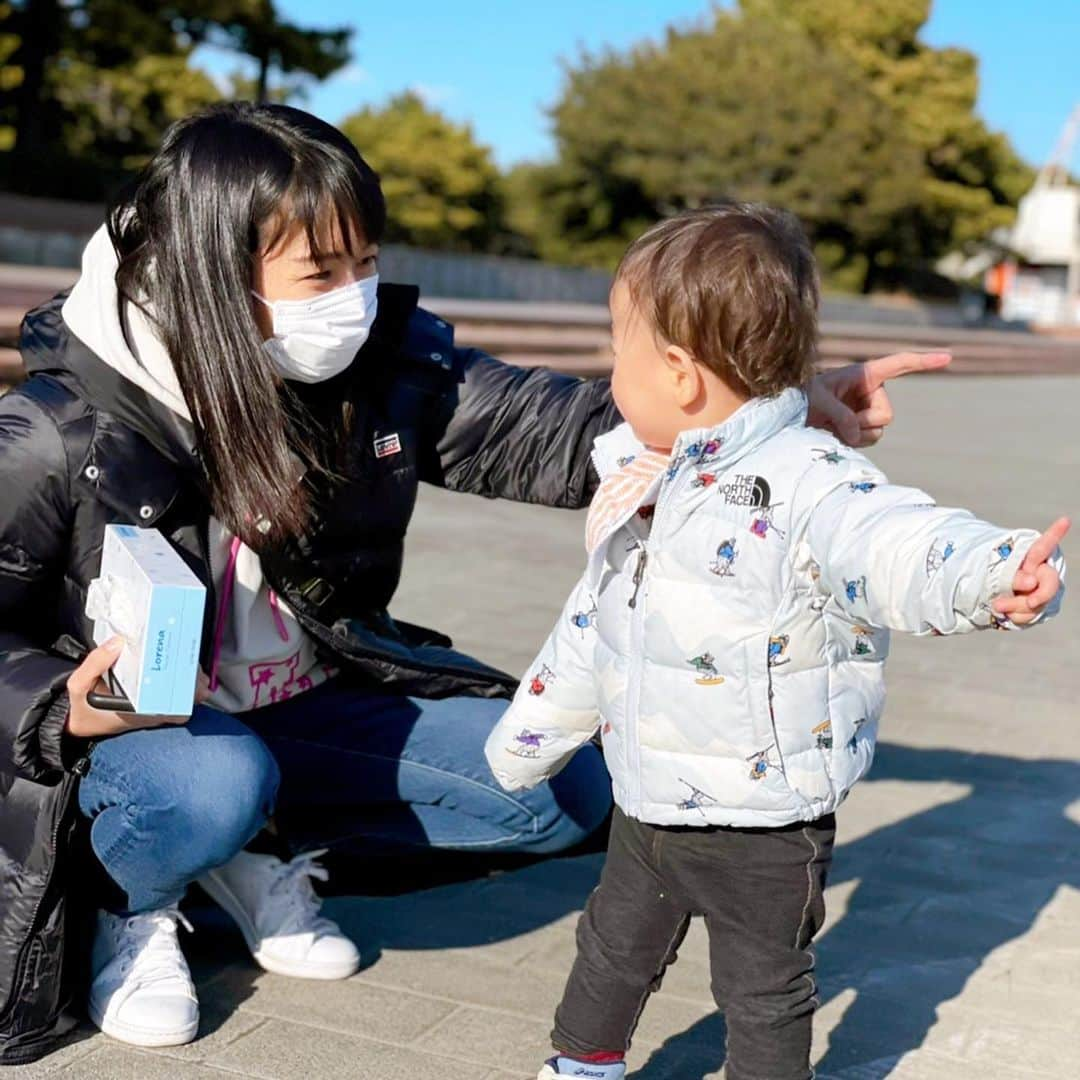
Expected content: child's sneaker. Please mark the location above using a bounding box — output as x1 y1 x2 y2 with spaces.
198 848 360 980
537 1057 627 1079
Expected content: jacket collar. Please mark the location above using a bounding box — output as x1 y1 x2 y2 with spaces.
591 387 808 483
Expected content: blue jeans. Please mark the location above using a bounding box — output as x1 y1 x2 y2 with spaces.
77 678 612 913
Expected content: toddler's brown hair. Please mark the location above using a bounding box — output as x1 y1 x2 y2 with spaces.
615 202 819 398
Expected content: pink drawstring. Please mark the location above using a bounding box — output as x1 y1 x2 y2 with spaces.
207 536 243 692
268 589 290 642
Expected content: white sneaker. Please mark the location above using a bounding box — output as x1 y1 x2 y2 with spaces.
88 908 199 1047
198 848 360 980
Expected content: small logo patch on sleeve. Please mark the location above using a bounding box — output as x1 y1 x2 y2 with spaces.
374 433 402 459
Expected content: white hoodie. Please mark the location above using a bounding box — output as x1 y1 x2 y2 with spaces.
63 226 336 713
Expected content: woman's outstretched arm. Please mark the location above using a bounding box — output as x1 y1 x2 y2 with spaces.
425 337 950 509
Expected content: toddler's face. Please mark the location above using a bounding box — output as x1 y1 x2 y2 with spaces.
609 282 686 451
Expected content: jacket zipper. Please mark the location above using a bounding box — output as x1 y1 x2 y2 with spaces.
622 447 693 813
624 548 648 813
628 549 648 609
0 774 74 1026
71 739 96 777
1 658 100 1023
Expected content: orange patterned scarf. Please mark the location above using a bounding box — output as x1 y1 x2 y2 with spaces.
585 449 668 553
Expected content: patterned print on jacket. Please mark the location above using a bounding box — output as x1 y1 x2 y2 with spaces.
484 388 1065 828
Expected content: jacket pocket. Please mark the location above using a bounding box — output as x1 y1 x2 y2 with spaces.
765 659 836 807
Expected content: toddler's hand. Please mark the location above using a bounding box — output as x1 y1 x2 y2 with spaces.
994 517 1070 625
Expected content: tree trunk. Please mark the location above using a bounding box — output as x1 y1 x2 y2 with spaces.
12 0 62 156
860 249 881 296
255 49 270 103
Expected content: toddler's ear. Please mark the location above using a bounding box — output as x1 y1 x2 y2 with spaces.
664 344 702 408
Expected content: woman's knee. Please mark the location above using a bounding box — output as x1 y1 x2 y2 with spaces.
82 709 280 867
181 722 280 860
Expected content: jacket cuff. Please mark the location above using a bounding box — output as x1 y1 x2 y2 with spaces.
980 536 1062 631
986 539 1028 598
36 688 89 773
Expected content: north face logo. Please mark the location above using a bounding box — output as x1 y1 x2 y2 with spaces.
721 474 771 508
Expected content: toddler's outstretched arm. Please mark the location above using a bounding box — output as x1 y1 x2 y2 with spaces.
484 574 601 791
802 463 1067 635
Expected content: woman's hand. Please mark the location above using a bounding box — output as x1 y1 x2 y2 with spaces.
808 352 952 447
65 636 195 739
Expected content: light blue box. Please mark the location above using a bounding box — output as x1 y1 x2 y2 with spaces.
87 525 206 715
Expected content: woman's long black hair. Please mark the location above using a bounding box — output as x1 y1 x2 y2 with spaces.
108 102 386 547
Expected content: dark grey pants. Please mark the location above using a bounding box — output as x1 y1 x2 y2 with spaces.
552 806 836 1080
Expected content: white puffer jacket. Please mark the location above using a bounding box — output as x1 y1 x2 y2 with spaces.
485 388 1065 827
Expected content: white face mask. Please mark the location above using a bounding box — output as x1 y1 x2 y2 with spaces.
253 274 379 383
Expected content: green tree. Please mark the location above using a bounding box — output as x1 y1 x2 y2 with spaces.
0 0 352 197
512 8 924 284
510 2 1031 290
53 53 221 172
341 91 508 252
0 3 21 151
181 0 351 104
742 0 1034 287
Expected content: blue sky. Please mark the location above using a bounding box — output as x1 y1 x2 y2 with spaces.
193 1 1079 172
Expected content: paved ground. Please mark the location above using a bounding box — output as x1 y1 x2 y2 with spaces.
10 374 1080 1079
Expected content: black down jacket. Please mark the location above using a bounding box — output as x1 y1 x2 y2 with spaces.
0 281 617 1064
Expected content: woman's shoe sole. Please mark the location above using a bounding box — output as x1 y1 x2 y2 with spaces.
251 947 360 981
200 870 361 981
88 1000 199 1047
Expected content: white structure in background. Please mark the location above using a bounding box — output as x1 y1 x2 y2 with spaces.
1000 105 1080 326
